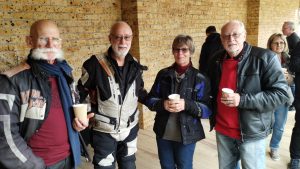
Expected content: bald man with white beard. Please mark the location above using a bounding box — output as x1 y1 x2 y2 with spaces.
78 21 148 169
0 19 93 169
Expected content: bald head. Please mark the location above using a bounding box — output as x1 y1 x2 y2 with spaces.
30 20 60 38
109 21 132 36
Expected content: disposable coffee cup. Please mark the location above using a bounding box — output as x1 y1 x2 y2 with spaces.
222 88 234 97
281 68 287 73
168 94 180 101
73 104 88 124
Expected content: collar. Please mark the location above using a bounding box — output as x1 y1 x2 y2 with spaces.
224 42 247 61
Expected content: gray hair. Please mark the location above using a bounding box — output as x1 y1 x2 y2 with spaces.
221 20 246 34
172 34 195 54
284 21 295 31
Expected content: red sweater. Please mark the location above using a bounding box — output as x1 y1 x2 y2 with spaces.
28 77 70 166
215 58 241 139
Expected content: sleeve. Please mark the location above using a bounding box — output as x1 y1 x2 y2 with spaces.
238 53 290 112
290 35 300 51
137 75 148 105
144 71 165 112
77 56 98 113
184 73 212 119
290 42 300 73
0 75 45 169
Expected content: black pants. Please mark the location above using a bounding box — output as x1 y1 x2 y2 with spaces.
290 102 300 159
92 124 139 169
46 156 72 169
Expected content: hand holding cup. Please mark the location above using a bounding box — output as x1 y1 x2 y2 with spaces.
222 88 234 98
165 94 184 113
221 88 240 107
73 103 88 125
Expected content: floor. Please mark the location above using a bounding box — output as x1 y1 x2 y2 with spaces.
78 110 296 169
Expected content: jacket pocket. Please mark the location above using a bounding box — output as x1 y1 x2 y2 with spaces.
22 103 46 121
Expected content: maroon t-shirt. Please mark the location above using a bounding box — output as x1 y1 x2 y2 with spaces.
28 77 70 166
215 58 241 139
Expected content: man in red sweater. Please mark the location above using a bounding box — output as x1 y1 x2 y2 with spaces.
208 20 290 169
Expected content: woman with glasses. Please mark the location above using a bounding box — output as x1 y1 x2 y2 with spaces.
145 35 212 169
267 33 294 161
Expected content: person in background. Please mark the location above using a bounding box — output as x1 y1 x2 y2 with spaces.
77 21 148 169
288 41 300 169
0 19 92 169
282 21 299 110
282 21 300 55
145 34 211 169
266 33 294 161
208 20 289 169
199 25 223 75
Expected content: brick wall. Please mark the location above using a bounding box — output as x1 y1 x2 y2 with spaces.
257 0 300 48
246 0 260 45
1 0 300 128
0 0 122 78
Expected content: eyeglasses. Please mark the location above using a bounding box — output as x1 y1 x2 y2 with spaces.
272 42 285 46
221 33 243 40
37 37 62 46
173 48 189 53
111 35 133 41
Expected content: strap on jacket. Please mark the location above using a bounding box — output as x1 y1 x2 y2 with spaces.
127 107 138 127
96 54 113 77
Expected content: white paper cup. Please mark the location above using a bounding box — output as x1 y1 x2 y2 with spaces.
168 94 180 100
222 88 234 97
73 104 88 124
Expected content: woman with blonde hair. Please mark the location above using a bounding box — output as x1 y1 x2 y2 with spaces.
267 33 294 161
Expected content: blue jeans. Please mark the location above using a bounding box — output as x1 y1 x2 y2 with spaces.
46 156 71 169
216 132 266 169
290 84 296 98
156 138 196 169
270 104 288 149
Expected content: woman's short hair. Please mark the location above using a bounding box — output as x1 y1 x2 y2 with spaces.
172 34 195 54
267 33 287 52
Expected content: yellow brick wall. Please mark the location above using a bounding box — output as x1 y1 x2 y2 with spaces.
0 0 122 78
257 0 300 48
246 0 260 45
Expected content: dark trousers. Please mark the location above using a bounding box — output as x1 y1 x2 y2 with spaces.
290 102 300 159
46 156 72 169
92 124 139 169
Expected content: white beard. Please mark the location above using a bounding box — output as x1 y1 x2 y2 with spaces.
112 45 129 58
31 48 64 61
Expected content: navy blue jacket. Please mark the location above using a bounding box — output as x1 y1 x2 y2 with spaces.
145 64 211 145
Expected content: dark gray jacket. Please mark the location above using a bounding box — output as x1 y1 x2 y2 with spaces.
208 42 290 142
287 32 300 55
0 57 81 169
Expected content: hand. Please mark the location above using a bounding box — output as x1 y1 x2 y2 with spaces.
220 93 240 107
72 113 95 132
164 99 185 113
